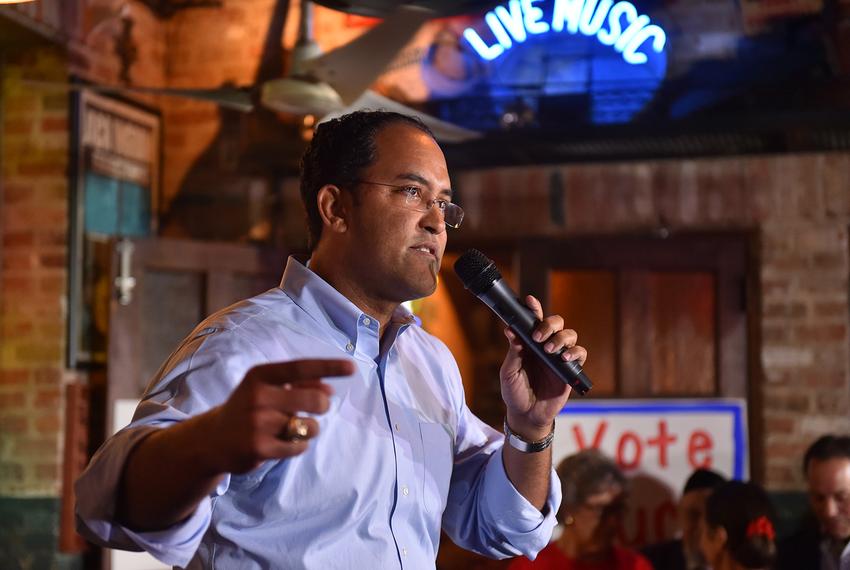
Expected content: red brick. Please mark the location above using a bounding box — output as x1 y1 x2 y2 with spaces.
764 393 810 412
33 387 61 407
763 302 807 318
766 465 798 487
33 463 59 481
1 251 37 271
38 252 66 268
36 229 68 247
793 324 847 343
0 369 30 386
14 343 62 364
2 231 35 248
40 117 67 132
814 301 848 317
0 462 24 483
32 368 61 385
0 319 34 338
0 415 28 434
4 118 33 135
765 416 796 434
33 413 61 434
0 392 26 407
16 159 65 177
2 275 36 294
816 393 850 415
2 183 34 204
14 437 58 457
812 253 847 270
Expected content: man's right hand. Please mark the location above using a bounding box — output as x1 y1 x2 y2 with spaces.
207 359 356 475
116 358 355 530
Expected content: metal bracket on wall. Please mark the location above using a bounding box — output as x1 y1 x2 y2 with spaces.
115 239 136 306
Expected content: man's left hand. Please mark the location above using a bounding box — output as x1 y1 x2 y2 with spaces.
499 295 587 441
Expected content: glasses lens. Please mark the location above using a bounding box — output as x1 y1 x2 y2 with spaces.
445 204 464 228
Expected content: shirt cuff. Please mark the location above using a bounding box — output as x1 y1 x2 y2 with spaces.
481 448 561 559
75 425 228 567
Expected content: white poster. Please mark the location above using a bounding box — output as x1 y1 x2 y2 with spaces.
554 399 748 547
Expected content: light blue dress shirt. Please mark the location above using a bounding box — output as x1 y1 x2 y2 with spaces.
76 257 559 569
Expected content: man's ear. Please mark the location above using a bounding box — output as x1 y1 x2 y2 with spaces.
317 184 349 234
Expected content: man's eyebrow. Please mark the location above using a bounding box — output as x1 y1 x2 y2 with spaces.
394 173 453 199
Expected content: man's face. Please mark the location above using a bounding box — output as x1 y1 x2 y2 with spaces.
679 488 713 566
807 457 850 540
344 123 450 303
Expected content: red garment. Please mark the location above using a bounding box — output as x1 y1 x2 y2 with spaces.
509 543 654 570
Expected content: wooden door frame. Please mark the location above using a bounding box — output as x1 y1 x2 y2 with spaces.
516 232 751 399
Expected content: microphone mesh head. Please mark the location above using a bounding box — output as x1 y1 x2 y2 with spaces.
454 249 502 296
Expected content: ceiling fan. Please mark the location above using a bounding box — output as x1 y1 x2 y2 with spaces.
25 0 480 141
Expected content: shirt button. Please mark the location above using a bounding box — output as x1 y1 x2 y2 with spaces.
402 486 409 496
401 547 408 557
345 342 354 352
362 317 371 326
394 423 400 432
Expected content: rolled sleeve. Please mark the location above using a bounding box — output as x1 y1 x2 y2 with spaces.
479 449 560 559
74 425 221 568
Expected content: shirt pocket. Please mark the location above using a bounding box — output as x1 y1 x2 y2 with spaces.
419 422 453 515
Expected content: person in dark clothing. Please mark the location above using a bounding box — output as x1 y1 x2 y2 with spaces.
642 468 726 570
776 435 850 570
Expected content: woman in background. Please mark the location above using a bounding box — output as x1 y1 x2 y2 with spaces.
509 449 652 570
700 481 777 570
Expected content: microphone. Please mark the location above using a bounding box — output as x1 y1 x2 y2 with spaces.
453 249 593 396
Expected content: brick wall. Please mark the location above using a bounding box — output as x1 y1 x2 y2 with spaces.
455 153 850 490
1 47 70 498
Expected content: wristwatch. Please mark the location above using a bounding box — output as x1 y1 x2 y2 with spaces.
503 418 555 453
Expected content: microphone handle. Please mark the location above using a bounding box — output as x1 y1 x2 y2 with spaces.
483 280 593 395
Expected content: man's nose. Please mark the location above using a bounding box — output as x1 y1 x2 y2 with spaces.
420 202 446 234
826 497 840 518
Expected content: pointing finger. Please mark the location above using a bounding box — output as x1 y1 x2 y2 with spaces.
247 359 355 386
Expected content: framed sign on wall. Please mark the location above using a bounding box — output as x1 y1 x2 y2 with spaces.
67 91 161 368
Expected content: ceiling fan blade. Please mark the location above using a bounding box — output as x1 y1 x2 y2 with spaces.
260 77 344 115
319 89 482 143
21 80 255 112
304 5 432 105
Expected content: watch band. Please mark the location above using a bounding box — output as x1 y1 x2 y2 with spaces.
503 418 555 453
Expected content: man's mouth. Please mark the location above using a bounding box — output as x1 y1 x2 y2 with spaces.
411 244 437 258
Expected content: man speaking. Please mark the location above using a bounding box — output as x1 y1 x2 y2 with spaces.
75 111 587 568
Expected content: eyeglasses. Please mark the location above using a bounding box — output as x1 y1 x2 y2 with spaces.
352 180 464 229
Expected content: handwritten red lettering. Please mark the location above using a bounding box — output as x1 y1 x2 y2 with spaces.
573 420 608 450
617 431 642 469
688 430 713 468
647 420 677 467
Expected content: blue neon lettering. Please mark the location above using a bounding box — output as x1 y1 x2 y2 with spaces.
579 0 613 36
486 11 514 49
614 13 648 51
551 0 584 33
495 1 528 43
623 24 666 64
598 1 634 46
463 28 504 60
464 0 666 65
522 0 550 34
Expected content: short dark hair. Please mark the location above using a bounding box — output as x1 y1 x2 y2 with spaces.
298 110 434 251
803 435 850 474
683 468 726 494
556 449 627 523
705 481 777 569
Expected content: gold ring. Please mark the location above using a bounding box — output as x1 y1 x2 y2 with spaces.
282 415 309 441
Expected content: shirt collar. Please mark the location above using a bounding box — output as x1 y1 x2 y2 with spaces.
278 256 418 354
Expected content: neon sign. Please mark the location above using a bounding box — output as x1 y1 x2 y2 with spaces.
463 0 667 65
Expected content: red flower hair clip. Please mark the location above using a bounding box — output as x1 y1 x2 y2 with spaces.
746 515 775 541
